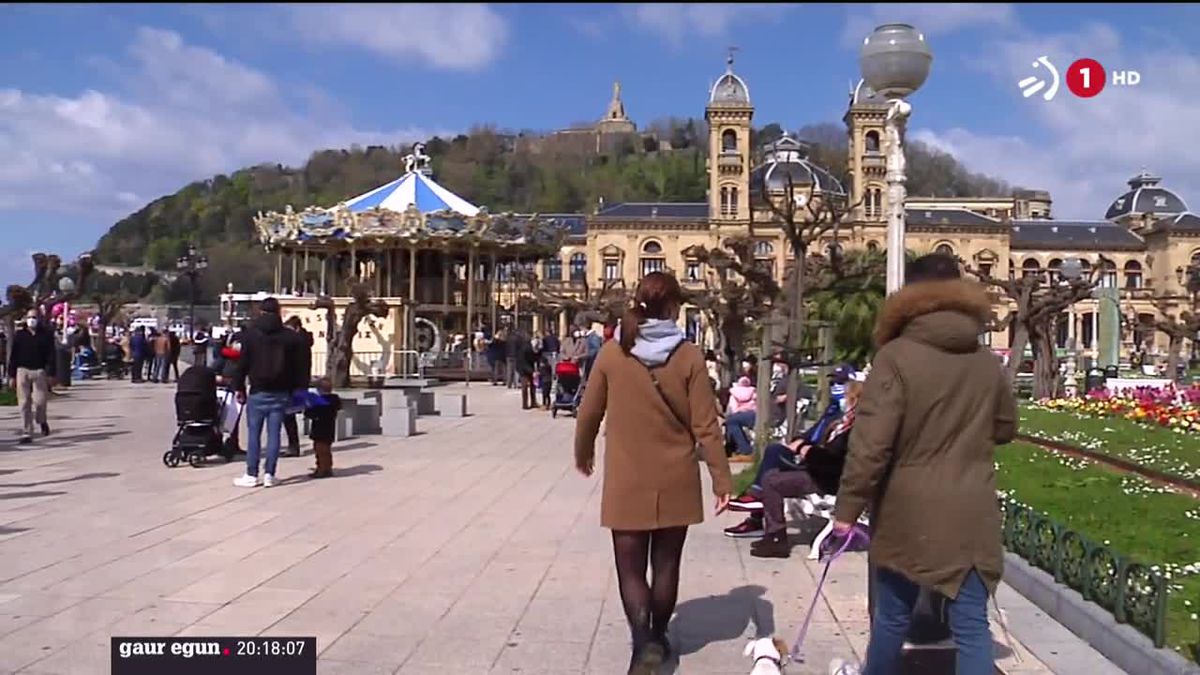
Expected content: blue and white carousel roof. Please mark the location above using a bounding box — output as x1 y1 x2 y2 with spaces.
343 170 480 216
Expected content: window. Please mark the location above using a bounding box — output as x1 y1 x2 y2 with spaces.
864 187 883 218
867 241 880 253
1022 259 1041 279
685 308 701 343
1047 258 1063 283
542 256 562 282
1124 260 1143 289
640 240 665 278
935 243 954 257
1055 314 1069 349
1081 312 1095 349
685 260 701 282
720 185 738 216
1102 260 1117 288
979 262 993 278
603 258 619 281
496 262 511 282
754 240 775 278
721 129 737 153
865 130 880 153
569 253 587 281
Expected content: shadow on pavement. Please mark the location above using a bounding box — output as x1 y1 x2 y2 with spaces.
332 441 378 453
0 471 120 489
667 584 774 659
0 489 66 501
0 525 31 536
273 464 383 487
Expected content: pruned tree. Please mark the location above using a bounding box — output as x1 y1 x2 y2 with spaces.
965 258 1108 399
764 171 861 434
683 236 780 388
515 267 631 329
1 252 94 363
1131 297 1200 383
313 278 390 388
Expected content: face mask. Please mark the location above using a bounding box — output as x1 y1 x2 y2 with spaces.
772 365 786 378
24 318 38 330
741 361 751 371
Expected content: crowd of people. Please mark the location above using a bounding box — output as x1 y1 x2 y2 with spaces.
573 254 1017 675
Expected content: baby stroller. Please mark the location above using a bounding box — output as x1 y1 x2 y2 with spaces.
550 360 583 418
163 365 239 468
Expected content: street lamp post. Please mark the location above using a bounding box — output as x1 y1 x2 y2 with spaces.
1176 264 1200 371
176 245 208 343
860 23 933 294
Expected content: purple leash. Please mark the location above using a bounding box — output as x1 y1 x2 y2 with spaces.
789 526 870 663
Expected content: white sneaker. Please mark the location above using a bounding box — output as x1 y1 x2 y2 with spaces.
262 474 277 488
829 658 860 675
233 474 260 488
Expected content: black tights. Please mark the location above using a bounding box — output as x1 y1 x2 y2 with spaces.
611 526 688 648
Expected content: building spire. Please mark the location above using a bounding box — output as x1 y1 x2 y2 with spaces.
726 45 739 70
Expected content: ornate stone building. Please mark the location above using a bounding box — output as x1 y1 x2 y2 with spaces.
537 57 1200 367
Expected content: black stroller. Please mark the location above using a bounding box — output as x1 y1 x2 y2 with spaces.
163 365 239 468
550 360 583 418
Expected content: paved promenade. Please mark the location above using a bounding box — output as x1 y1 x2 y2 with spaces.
0 380 1119 673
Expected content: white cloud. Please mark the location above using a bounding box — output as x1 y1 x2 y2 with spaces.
0 27 442 224
625 3 790 47
287 4 508 71
841 3 1016 48
911 22 1200 220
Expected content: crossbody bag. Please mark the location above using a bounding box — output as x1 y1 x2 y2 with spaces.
634 343 698 448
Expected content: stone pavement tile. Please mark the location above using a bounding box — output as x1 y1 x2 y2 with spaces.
165 539 324 604
512 598 600 643
11 631 108 675
320 630 421 670
401 612 514 669
490 639 591 674
0 596 144 671
100 561 224 604
107 600 222 636
186 587 318 636
351 598 447 639
260 604 366 655
45 537 214 598
317 659 400 675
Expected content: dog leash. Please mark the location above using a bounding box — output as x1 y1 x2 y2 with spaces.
789 527 868 663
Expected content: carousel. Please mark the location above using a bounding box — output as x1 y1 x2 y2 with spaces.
253 144 565 378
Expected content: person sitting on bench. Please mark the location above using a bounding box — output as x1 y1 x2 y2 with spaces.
722 381 862 549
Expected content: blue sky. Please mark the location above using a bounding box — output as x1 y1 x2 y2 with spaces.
2 3 1199 286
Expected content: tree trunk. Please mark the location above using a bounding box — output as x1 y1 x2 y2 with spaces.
723 315 746 388
1031 326 1059 400
1005 321 1029 387
1168 334 1183 383
784 249 807 437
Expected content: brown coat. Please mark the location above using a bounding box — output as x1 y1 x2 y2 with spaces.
575 340 733 530
834 279 1018 599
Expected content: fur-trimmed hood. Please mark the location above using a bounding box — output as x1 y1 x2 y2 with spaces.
873 279 991 352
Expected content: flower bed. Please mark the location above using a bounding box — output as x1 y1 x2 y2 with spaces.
997 442 1200 660
1036 385 1200 433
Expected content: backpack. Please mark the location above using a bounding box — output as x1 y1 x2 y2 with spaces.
256 331 289 384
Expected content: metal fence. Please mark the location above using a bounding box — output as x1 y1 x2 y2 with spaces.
310 349 426 380
1001 500 1168 647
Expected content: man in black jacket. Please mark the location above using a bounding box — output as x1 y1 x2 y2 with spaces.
281 316 314 457
8 310 55 444
232 298 305 488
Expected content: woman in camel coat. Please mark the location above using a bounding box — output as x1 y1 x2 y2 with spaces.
575 271 732 675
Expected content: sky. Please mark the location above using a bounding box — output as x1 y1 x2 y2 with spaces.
2 3 1199 286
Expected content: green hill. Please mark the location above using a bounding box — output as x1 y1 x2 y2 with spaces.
92 120 1013 303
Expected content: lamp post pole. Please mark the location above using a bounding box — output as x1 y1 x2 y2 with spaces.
176 245 208 346
884 100 912 294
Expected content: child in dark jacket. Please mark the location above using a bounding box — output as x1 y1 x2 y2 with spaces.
304 378 341 478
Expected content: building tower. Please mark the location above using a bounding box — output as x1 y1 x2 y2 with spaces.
843 79 889 225
596 81 636 135
706 53 753 223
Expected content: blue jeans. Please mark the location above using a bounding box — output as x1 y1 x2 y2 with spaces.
725 410 755 455
154 355 169 382
245 391 289 478
749 443 794 492
864 567 993 675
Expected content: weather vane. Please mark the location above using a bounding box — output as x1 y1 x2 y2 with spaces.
726 45 739 67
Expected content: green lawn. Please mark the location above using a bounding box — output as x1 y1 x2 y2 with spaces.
0 388 14 406
998 442 1200 660
1020 406 1200 483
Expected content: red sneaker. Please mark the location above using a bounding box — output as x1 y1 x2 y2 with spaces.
728 493 764 512
723 517 765 538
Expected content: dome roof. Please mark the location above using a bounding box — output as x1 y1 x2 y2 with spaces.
750 135 845 197
1104 170 1188 221
709 55 750 105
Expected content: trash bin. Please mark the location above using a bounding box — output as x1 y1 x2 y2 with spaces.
1085 368 1106 395
1103 365 1119 380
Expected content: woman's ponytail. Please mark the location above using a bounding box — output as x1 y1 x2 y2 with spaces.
619 304 644 355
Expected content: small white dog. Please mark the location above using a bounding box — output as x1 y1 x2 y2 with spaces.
742 637 788 674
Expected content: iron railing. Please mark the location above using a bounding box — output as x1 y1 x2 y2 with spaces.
1001 500 1168 647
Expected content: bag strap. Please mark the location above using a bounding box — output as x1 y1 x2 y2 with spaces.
635 343 694 442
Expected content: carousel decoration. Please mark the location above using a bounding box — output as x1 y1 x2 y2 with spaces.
253 145 567 362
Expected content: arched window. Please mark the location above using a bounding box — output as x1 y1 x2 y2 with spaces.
1124 260 1143 289
569 253 587 282
867 241 880 253
730 187 739 216
1102 260 1117 288
720 187 729 216
865 130 881 153
640 240 665 278
754 240 776 278
865 186 883 218
542 256 562 283
1047 258 1063 283
721 129 737 153
935 243 955 257
1022 258 1041 279
720 185 738 216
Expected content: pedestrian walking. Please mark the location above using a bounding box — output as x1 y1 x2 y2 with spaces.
168 330 181 381
232 297 306 488
831 253 1018 674
575 271 732 674
282 315 314 457
129 328 148 383
8 310 55 444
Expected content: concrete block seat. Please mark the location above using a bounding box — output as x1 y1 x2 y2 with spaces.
434 392 467 418
785 494 871 560
381 403 418 437
336 390 382 435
